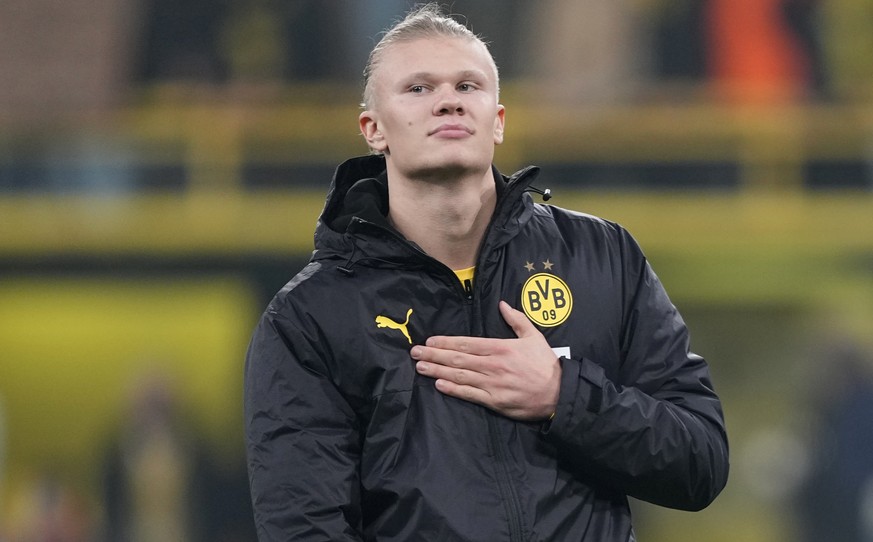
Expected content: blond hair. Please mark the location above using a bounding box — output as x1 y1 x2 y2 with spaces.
361 3 499 108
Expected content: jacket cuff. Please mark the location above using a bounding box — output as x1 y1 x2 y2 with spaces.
541 356 605 437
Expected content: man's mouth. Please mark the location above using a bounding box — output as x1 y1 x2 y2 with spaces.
429 124 473 138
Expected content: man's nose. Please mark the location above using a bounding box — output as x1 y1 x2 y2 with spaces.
433 87 464 115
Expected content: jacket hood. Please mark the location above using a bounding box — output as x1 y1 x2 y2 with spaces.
312 155 542 269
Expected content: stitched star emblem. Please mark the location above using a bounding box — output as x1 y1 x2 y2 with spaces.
542 259 554 270
524 261 535 272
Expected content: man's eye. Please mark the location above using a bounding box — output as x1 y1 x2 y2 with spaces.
410 85 425 93
458 83 475 92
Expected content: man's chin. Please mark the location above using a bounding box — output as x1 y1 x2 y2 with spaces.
400 154 493 182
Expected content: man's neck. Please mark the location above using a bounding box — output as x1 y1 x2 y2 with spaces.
386 165 497 270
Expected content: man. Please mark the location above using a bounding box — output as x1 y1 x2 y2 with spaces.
244 4 729 541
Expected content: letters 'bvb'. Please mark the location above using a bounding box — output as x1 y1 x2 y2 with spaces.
521 273 573 327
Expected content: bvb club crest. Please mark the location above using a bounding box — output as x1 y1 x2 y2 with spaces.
521 272 573 327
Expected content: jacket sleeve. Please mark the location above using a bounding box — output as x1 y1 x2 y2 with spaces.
543 231 729 511
244 308 364 541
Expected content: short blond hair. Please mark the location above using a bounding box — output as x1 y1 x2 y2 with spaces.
361 3 499 108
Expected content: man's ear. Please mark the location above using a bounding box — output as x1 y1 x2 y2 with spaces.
493 104 506 145
359 111 388 152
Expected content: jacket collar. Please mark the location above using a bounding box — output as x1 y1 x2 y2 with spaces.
313 155 541 265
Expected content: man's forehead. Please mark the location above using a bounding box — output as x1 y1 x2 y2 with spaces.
375 38 497 80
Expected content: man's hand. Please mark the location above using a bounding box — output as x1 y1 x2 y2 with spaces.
410 301 561 421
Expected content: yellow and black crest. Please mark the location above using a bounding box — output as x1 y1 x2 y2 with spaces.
520 272 573 327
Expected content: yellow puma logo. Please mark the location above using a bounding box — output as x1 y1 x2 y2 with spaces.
375 308 413 344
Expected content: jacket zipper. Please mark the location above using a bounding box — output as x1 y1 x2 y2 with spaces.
431 261 525 540
468 243 526 542
486 416 526 541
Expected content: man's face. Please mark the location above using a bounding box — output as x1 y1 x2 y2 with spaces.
359 37 505 179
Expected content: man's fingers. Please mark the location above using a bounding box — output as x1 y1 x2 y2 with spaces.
433 378 491 405
425 335 474 353
419 336 501 358
411 345 476 369
415 360 486 386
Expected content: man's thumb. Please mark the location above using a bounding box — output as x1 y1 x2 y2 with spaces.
499 300 536 338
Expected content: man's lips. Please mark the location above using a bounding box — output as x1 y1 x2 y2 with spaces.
429 124 473 137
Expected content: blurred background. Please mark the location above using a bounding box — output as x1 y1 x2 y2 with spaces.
1 0 872 540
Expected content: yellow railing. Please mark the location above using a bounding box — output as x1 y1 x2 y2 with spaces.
105 98 873 192
2 96 872 259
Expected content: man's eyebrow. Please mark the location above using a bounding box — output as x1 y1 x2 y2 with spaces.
403 69 489 81
457 69 488 80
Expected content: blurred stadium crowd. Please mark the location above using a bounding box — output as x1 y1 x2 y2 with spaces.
1 1 873 541
3 0 873 193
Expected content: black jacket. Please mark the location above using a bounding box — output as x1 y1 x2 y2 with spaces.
244 155 729 541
